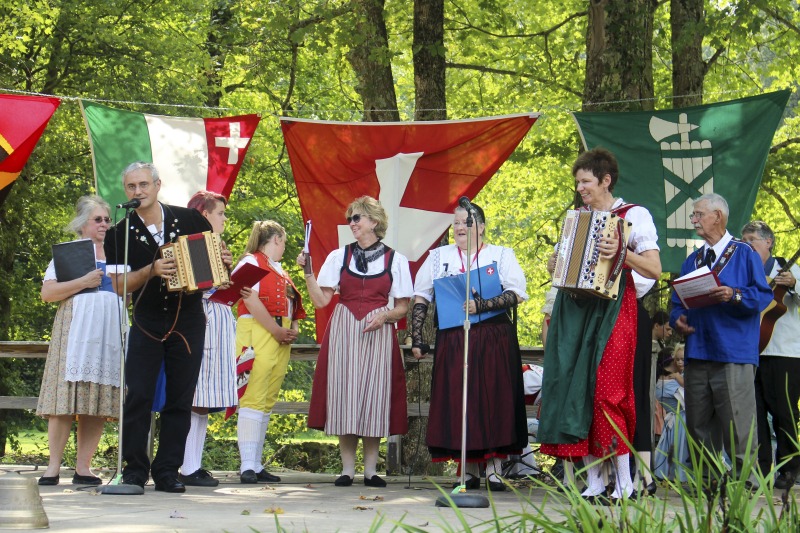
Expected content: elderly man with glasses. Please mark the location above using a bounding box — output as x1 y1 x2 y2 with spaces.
741 220 800 490
670 193 772 491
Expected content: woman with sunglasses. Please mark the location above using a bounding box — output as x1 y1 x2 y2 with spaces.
298 196 413 488
37 195 123 486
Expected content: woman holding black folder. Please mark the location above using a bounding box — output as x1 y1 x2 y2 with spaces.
37 195 122 486
411 202 529 492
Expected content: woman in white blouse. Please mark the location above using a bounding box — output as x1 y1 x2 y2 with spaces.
37 195 122 486
411 202 529 492
299 196 412 488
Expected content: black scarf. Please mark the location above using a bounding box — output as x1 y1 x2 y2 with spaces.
353 241 386 273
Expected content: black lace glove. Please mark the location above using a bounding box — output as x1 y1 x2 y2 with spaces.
411 302 430 355
472 290 518 314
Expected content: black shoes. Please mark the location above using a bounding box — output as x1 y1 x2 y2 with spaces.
452 474 480 490
154 475 186 493
364 475 387 488
638 480 657 498
38 475 59 486
774 471 797 491
241 469 281 484
72 474 102 485
240 470 258 484
487 475 506 492
179 469 219 487
256 470 281 483
334 475 354 487
121 474 146 489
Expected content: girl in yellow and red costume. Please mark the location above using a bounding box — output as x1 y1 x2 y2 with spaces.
232 220 306 484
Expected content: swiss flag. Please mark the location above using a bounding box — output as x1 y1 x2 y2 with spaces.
281 114 538 339
0 94 61 206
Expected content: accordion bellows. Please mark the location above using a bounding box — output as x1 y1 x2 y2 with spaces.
160 231 230 292
552 210 632 300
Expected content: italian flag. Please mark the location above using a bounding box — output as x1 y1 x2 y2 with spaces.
80 100 260 208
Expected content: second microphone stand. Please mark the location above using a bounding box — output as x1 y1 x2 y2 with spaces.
101 205 144 495
435 208 489 509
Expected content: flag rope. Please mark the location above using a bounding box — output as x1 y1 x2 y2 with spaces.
0 86 774 118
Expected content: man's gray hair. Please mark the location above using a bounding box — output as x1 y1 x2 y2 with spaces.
693 193 729 218
741 220 775 251
121 161 160 183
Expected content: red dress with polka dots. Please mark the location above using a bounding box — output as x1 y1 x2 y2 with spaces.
539 208 639 459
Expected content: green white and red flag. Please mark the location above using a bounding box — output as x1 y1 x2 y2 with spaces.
80 100 260 208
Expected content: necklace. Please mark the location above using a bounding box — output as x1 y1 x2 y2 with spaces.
458 243 484 273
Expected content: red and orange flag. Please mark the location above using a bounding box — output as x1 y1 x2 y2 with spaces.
0 94 61 206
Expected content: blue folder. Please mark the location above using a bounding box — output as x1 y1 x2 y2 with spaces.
433 262 504 330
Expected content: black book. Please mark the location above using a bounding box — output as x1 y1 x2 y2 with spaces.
51 239 98 295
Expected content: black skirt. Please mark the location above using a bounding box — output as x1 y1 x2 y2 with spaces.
631 300 653 451
426 315 528 462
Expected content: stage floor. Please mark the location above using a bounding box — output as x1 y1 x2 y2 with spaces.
1 466 782 532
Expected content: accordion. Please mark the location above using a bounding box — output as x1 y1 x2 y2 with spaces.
160 231 230 293
552 210 632 299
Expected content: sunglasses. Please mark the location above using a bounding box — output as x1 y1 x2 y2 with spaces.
93 216 112 224
346 213 364 224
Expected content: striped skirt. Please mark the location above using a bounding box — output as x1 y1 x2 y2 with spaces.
308 304 408 437
193 299 237 409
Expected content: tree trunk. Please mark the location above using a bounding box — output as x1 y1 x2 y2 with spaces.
346 0 400 122
583 0 656 112
670 0 704 107
204 0 236 108
413 0 446 121
398 0 448 475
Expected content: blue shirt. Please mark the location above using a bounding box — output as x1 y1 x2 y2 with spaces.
670 238 773 365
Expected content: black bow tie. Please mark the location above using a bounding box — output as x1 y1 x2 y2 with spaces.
704 248 716 268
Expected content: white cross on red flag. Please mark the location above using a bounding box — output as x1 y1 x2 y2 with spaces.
281 114 538 339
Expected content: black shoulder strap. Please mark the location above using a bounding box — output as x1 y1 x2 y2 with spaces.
776 256 787 269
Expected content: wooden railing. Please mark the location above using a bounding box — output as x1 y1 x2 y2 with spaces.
1 340 544 473
0 341 544 416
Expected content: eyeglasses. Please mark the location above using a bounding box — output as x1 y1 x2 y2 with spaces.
92 216 112 224
346 213 363 224
125 180 157 193
688 210 719 221
741 236 765 244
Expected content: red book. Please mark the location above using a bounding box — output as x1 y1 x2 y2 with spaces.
207 263 269 306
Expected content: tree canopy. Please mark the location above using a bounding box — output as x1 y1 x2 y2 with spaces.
1 0 798 350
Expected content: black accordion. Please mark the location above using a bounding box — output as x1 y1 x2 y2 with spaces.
160 231 230 292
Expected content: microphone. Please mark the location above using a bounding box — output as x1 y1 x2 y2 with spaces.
116 198 141 209
458 196 474 212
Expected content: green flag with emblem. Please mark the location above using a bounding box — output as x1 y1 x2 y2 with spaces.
572 90 790 273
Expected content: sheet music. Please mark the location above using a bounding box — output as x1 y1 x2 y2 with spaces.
672 266 721 308
303 220 312 254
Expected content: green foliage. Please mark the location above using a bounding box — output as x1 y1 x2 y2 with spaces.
266 389 308 446
1 0 799 456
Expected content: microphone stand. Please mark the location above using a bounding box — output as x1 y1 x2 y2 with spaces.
435 207 489 509
102 205 144 495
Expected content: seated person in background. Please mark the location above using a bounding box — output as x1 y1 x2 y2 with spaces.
654 345 689 482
